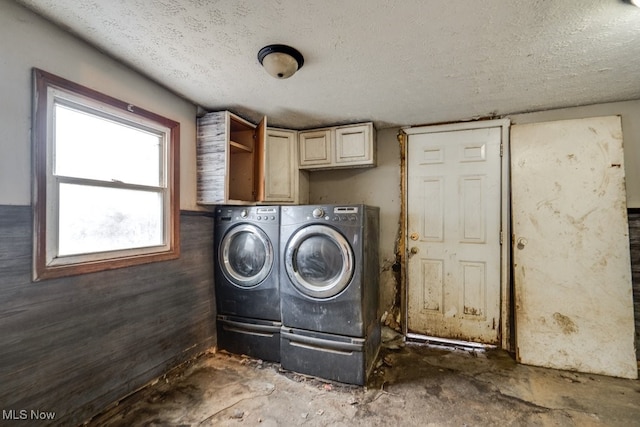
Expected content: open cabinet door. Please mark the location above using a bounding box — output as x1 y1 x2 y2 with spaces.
255 116 267 201
511 116 637 379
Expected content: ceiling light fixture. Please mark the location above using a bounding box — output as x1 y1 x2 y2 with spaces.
626 0 640 6
258 44 304 79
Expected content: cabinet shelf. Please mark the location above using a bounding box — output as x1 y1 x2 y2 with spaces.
230 140 253 153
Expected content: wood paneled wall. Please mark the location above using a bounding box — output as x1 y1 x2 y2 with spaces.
628 209 640 360
0 205 216 426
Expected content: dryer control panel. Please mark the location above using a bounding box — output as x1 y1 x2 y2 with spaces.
332 206 359 222
303 206 359 222
215 206 279 223
282 205 363 224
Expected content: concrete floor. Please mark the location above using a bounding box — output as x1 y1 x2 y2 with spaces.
88 332 640 426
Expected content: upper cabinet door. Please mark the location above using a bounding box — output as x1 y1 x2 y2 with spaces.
299 129 332 168
255 116 267 201
335 123 374 166
264 128 297 202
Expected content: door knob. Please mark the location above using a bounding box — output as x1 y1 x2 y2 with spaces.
517 238 527 250
409 246 419 257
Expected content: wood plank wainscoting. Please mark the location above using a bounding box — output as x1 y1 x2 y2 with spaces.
0 205 216 425
628 208 640 361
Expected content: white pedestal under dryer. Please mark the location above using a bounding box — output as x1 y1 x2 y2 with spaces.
279 204 380 385
214 205 281 362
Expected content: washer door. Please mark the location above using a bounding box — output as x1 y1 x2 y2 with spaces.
284 225 354 299
220 224 273 288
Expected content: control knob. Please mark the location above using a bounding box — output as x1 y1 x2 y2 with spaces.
312 207 324 218
240 209 249 218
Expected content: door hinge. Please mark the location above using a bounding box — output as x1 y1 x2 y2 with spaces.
500 143 504 157
500 231 503 245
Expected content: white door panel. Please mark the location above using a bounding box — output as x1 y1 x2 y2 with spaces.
407 126 502 343
511 116 637 379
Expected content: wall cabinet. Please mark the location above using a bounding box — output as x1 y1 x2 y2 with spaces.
197 111 308 205
197 111 265 205
299 122 376 170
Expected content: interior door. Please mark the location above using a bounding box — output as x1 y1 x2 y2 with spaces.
511 116 637 379
406 125 503 344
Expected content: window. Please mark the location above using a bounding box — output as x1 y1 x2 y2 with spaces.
32 69 180 280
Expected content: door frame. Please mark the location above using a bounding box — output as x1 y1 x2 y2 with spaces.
400 119 512 350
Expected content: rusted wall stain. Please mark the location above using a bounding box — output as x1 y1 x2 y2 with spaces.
379 130 405 332
395 130 406 333
380 256 402 330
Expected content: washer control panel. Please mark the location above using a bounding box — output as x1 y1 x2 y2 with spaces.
254 207 278 221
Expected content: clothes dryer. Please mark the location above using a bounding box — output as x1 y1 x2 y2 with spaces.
279 204 380 384
214 205 281 362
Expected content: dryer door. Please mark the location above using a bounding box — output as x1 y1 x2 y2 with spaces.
284 225 354 299
220 224 274 288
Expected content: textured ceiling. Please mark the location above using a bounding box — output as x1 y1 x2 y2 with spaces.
14 0 640 129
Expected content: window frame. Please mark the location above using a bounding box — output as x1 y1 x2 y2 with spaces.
32 68 180 281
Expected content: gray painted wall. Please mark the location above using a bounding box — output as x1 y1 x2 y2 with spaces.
628 211 640 360
0 207 216 425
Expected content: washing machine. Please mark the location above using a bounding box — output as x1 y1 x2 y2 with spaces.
214 205 281 362
279 204 380 385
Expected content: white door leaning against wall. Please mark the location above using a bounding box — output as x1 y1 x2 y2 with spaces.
511 116 637 379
